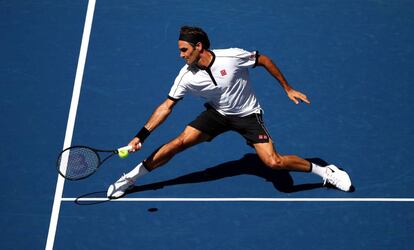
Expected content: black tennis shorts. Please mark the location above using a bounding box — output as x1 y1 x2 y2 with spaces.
188 104 272 145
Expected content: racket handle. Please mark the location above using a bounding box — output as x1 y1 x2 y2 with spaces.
118 145 133 152
118 143 141 152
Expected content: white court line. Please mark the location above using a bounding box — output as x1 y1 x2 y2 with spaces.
61 197 414 202
45 1 96 249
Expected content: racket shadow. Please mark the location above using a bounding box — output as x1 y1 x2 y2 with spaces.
128 153 326 195
75 191 109 205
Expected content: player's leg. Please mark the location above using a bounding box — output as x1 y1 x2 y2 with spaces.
253 141 311 172
107 106 229 198
234 112 352 192
144 125 211 170
107 126 211 198
254 141 352 191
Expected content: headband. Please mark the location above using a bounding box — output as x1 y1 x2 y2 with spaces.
179 33 202 45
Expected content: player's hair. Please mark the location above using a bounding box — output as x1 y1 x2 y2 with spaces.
179 26 210 50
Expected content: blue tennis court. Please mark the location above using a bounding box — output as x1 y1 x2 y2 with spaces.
1 0 414 249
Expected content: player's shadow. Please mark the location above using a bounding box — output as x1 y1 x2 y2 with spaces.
128 153 326 195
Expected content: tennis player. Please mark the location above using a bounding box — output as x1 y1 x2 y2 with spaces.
107 26 352 198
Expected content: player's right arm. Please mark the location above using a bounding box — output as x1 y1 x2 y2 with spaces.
129 98 177 151
143 98 177 131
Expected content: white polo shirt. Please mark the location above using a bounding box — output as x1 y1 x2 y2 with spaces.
168 48 262 117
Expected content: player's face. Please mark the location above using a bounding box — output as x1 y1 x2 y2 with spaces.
178 40 200 65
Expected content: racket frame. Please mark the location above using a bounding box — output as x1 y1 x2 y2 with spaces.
56 146 118 181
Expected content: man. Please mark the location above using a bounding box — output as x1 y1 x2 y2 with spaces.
107 26 352 198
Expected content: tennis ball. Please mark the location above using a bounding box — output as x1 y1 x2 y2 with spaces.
118 149 129 159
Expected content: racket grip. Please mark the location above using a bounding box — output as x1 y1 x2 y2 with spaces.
118 145 133 152
118 143 141 152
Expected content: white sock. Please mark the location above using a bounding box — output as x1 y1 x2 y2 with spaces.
125 162 149 180
311 163 326 178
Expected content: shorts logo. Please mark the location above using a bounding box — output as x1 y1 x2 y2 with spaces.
258 135 268 140
220 69 227 76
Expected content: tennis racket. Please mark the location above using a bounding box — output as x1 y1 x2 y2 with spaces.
56 144 137 181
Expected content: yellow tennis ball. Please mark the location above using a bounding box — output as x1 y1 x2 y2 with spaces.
118 149 129 159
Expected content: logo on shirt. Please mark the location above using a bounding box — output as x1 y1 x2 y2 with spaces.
220 69 227 76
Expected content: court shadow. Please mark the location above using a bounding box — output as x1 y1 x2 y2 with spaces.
128 154 326 195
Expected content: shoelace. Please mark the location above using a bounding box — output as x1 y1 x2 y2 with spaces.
117 173 135 185
323 168 338 186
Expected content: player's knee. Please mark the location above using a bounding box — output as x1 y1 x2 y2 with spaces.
170 137 187 152
264 157 285 170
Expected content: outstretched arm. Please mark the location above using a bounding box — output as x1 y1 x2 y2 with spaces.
257 54 310 105
129 98 177 150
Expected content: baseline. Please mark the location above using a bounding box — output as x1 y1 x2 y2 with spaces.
61 197 414 202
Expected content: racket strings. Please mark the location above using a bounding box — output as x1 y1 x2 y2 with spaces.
58 147 99 180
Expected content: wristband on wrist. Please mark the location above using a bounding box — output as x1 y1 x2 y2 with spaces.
135 127 151 143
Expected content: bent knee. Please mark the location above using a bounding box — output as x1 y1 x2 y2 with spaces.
169 135 197 153
263 157 286 170
169 137 186 151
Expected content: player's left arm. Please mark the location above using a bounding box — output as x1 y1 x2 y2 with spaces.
256 54 310 105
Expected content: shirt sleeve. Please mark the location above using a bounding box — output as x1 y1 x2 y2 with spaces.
232 48 259 68
168 67 189 101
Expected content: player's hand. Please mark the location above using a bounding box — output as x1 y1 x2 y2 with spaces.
129 137 143 152
286 89 310 105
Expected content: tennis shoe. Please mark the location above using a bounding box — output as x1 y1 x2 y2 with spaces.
107 174 135 199
323 165 352 192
